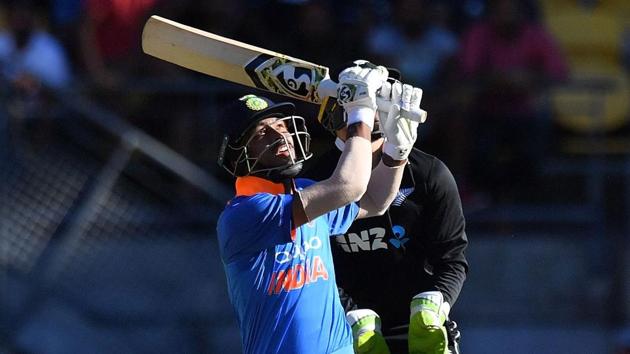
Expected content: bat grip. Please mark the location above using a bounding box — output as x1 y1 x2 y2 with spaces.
318 79 427 123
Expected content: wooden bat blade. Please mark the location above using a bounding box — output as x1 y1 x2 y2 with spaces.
141 16 331 103
141 16 426 122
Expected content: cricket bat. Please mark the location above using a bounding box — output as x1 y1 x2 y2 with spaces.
141 15 425 122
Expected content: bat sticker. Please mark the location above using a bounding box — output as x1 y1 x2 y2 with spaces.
244 54 328 103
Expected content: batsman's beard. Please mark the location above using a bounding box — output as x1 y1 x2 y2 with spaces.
253 138 303 182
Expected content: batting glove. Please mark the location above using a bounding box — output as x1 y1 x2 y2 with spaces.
380 82 424 161
337 60 389 131
409 291 451 354
346 309 391 354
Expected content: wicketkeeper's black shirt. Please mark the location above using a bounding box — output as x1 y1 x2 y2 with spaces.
304 147 468 332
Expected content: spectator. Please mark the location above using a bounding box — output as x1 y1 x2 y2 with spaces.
367 0 459 89
542 0 630 134
262 1 367 68
457 0 568 201
0 0 72 124
79 0 157 88
0 0 71 90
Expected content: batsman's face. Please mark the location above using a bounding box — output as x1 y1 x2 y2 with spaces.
247 117 296 167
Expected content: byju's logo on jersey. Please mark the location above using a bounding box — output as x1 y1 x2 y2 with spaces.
335 227 387 253
389 225 409 249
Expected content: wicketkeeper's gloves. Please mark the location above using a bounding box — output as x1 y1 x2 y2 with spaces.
408 291 451 354
346 309 391 354
445 319 461 354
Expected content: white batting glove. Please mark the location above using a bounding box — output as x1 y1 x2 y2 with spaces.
380 82 423 161
337 60 389 131
377 79 427 125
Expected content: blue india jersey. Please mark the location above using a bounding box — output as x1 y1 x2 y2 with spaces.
217 177 357 354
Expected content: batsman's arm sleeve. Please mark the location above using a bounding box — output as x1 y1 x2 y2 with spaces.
356 159 405 219
415 157 468 305
295 127 372 226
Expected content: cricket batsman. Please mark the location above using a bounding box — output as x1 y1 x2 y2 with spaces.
216 61 423 353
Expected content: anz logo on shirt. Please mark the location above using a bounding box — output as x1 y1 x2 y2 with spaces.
335 225 410 252
335 227 387 252
389 225 410 248
267 236 329 295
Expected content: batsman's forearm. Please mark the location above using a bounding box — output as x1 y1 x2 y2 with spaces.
299 135 372 221
358 161 405 218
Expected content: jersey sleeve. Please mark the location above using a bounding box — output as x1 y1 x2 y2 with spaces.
217 193 294 263
327 202 360 236
417 158 469 305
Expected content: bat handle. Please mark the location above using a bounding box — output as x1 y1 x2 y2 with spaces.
317 79 427 123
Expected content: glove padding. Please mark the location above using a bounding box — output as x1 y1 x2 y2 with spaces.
346 309 391 354
337 60 389 131
379 82 423 161
409 291 451 354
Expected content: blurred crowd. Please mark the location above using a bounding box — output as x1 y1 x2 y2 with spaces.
1 0 630 207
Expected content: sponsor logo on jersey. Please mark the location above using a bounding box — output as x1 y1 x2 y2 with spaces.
274 236 322 264
389 225 409 248
335 227 387 252
267 236 329 295
335 225 411 252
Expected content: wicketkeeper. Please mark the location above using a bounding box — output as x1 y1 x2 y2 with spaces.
308 63 468 354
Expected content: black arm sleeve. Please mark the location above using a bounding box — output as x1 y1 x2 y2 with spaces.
416 157 468 305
